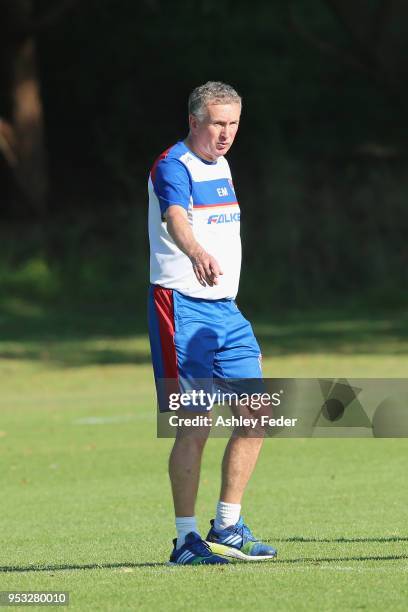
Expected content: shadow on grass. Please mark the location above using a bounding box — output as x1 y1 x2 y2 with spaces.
1 553 408 573
0 347 150 367
0 301 147 340
273 536 408 543
0 296 407 367
0 562 162 573
255 311 408 357
0 298 152 366
277 554 408 564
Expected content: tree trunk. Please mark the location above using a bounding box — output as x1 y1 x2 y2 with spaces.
12 35 49 213
0 0 48 215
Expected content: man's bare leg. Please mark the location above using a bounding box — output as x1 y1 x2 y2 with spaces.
220 434 264 504
211 403 267 533
221 401 266 503
169 433 208 516
207 428 277 559
205 407 277 559
168 409 211 547
167 410 231 563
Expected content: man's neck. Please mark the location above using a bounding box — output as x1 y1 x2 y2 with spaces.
184 136 215 163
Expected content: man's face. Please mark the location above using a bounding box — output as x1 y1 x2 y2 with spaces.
189 102 241 161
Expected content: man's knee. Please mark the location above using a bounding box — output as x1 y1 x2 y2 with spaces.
173 415 211 450
230 403 269 438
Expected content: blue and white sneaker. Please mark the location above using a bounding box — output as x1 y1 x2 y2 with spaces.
206 517 277 561
168 532 230 565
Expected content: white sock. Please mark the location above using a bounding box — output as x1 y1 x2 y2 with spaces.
175 516 199 549
214 501 241 531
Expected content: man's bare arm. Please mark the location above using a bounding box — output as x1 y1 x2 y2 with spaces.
165 205 223 287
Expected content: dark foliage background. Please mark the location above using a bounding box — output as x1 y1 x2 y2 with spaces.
1 0 407 314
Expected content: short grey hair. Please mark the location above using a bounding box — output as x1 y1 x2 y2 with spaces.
188 81 242 121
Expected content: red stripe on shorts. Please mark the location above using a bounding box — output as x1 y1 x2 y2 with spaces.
153 285 179 379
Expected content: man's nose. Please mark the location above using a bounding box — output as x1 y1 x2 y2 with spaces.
220 125 230 140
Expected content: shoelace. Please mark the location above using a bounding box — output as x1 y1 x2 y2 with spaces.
237 522 257 543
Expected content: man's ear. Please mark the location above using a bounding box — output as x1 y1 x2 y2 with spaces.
189 114 198 133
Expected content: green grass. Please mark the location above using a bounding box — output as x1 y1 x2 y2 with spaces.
1 300 408 611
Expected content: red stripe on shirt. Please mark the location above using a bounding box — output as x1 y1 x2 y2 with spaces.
150 146 172 183
193 201 239 208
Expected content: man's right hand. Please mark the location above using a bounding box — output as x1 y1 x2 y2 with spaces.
189 246 223 287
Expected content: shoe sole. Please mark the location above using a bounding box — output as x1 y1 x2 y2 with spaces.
165 560 229 566
206 541 277 562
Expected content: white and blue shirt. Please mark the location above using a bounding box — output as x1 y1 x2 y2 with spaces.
148 141 241 299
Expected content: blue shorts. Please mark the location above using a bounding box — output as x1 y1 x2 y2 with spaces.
148 285 262 411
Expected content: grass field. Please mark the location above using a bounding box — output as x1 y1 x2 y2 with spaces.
0 301 408 611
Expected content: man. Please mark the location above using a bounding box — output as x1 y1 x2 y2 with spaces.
148 81 277 565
